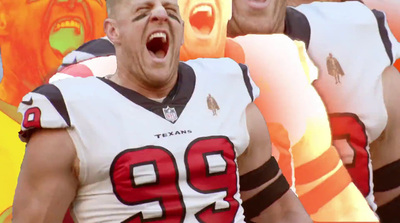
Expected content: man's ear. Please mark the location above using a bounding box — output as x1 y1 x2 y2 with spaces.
104 18 120 45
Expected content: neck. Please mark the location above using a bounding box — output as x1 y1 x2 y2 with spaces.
227 18 245 38
228 9 287 36
109 64 178 100
273 17 286 34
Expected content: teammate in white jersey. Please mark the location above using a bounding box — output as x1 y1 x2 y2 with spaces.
12 0 311 222
228 0 400 222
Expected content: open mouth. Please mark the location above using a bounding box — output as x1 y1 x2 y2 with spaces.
189 4 215 35
53 19 82 34
49 17 85 58
146 32 169 59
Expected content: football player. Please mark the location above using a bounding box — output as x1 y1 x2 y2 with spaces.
50 0 377 222
288 0 400 72
228 0 400 222
12 0 310 222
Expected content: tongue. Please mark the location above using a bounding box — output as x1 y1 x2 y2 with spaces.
154 50 166 58
194 26 212 35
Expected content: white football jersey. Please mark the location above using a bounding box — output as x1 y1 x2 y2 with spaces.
19 58 259 223
287 1 400 209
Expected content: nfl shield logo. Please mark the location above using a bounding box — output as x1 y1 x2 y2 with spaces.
163 106 178 123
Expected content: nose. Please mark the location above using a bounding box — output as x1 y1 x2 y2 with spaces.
149 5 169 23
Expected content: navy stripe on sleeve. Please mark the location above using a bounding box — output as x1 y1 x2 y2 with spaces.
372 10 394 64
239 63 254 102
33 84 71 126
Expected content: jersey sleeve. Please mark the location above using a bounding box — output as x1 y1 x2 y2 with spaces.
49 55 117 83
18 84 71 142
238 63 260 102
58 37 115 71
372 9 400 64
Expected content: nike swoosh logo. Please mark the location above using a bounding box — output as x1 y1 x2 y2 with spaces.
21 97 33 105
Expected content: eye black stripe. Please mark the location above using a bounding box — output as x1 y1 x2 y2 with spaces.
168 13 181 23
133 13 149 22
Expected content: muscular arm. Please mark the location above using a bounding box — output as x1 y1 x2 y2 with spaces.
13 129 78 222
238 103 311 223
370 66 400 206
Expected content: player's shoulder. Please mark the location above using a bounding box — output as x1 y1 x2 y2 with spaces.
183 58 259 102
34 77 103 109
295 1 381 26
30 77 98 100
296 1 367 12
184 57 239 68
18 83 73 141
18 77 102 141
54 36 116 82
59 37 115 68
75 37 115 55
50 55 117 83
294 1 398 63
184 57 249 80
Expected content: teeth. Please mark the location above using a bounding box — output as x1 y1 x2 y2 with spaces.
54 20 81 32
149 32 167 43
193 5 212 17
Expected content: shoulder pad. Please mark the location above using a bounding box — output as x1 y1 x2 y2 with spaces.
18 84 71 142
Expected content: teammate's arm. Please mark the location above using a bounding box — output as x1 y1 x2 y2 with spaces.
370 66 400 222
13 129 78 222
238 103 312 223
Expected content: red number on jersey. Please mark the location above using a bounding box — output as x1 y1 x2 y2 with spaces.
110 137 240 223
22 107 42 129
110 147 185 223
185 137 239 222
329 113 370 196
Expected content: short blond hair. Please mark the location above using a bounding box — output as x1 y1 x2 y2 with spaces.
106 0 117 18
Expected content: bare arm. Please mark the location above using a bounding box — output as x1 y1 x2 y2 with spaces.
370 66 400 206
238 103 312 223
13 129 79 222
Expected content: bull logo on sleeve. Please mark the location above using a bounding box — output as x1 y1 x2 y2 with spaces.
207 94 219 116
327 53 345 84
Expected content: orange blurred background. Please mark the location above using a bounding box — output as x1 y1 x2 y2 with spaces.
0 0 107 221
0 0 399 222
